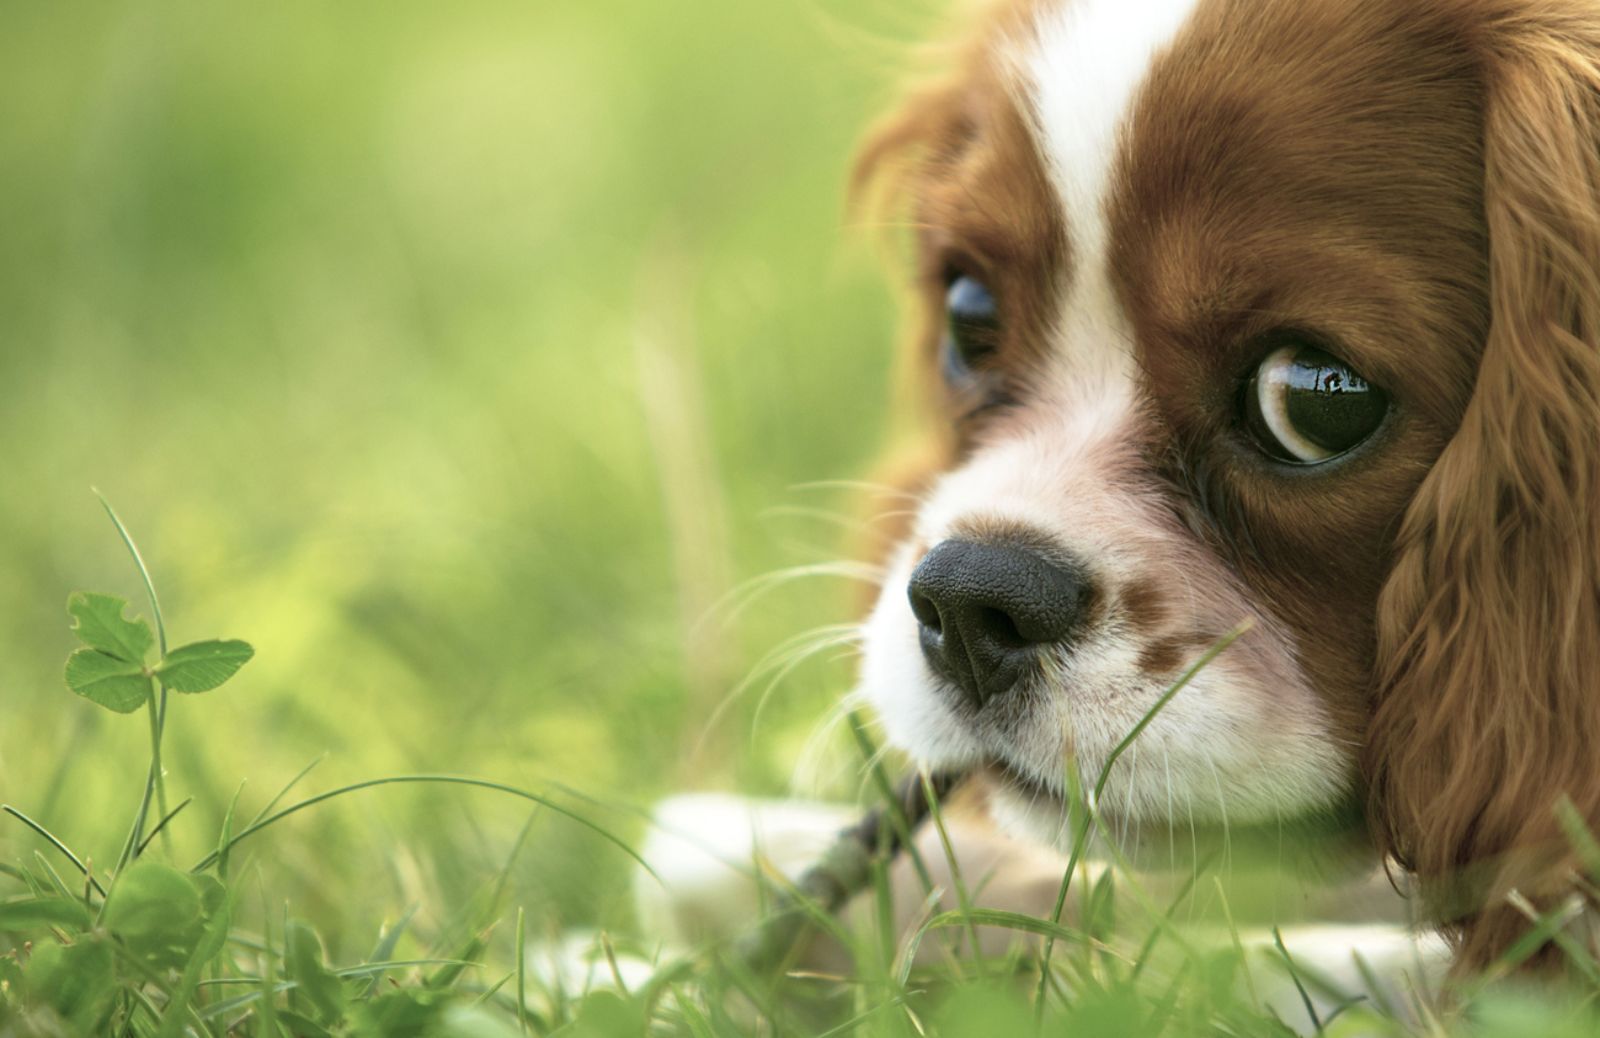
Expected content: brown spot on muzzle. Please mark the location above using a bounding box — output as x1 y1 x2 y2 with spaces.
1120 577 1168 634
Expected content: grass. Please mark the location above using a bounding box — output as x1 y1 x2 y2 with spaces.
8 512 1600 1034
5 1 1600 1035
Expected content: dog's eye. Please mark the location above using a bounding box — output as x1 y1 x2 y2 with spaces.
1243 342 1387 464
942 275 998 380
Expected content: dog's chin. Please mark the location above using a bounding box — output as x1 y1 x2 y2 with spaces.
860 646 1353 821
975 758 1369 870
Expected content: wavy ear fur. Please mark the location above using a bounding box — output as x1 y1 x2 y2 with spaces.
845 83 963 584
1368 2 1600 971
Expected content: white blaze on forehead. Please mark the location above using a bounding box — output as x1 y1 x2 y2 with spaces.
1013 0 1201 401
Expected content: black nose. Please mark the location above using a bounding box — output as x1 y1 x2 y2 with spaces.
907 539 1088 708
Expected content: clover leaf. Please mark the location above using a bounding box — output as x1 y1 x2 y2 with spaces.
64 649 152 713
66 592 153 664
102 860 201 941
155 639 255 693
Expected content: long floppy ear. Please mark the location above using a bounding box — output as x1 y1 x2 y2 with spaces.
842 1 1052 579
1367 5 1600 971
845 80 966 582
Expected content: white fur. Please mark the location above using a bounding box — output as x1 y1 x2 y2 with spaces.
635 794 856 944
1021 0 1202 399
1258 925 1450 1031
857 545 990 770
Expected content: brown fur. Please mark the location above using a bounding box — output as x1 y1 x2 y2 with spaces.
850 0 1600 974
1113 0 1491 764
1366 1 1600 971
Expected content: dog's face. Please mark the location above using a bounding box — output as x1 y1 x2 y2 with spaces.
858 0 1488 839
854 0 1600 964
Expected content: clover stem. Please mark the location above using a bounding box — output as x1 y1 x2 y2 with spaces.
145 685 174 858
94 490 174 862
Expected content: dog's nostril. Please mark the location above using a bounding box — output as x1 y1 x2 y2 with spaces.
977 605 1025 648
907 588 943 634
905 538 1090 708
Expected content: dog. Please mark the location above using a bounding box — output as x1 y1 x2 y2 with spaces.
642 0 1600 1003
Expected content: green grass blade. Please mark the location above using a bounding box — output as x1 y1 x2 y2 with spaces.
93 490 166 656
187 774 659 882
360 904 419 998
1272 926 1323 1035
516 906 529 1035
248 754 327 829
846 712 934 895
1 804 107 898
28 851 75 902
920 771 982 963
920 906 1092 945
136 796 194 857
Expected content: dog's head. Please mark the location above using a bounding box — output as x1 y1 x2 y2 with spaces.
852 0 1600 966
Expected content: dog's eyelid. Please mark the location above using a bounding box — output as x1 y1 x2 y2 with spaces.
1230 324 1402 397
951 386 1020 428
921 228 1008 290
937 255 998 293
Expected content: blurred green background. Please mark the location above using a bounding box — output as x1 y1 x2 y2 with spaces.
1 0 935 955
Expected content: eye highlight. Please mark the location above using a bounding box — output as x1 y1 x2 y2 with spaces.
1242 340 1387 464
941 274 998 380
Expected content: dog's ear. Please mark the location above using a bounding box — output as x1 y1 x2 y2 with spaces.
845 80 968 581
844 8 1045 577
1367 5 1600 970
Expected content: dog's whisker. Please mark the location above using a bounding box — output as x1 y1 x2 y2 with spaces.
1185 786 1200 926
688 623 862 762
1205 757 1233 880
1163 748 1178 879
1116 744 1139 861
794 692 870 797
744 631 865 739
691 561 884 637
864 508 923 526
757 505 878 535
848 740 903 809
787 479 924 504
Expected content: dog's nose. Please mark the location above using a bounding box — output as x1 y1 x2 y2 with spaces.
907 539 1088 708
